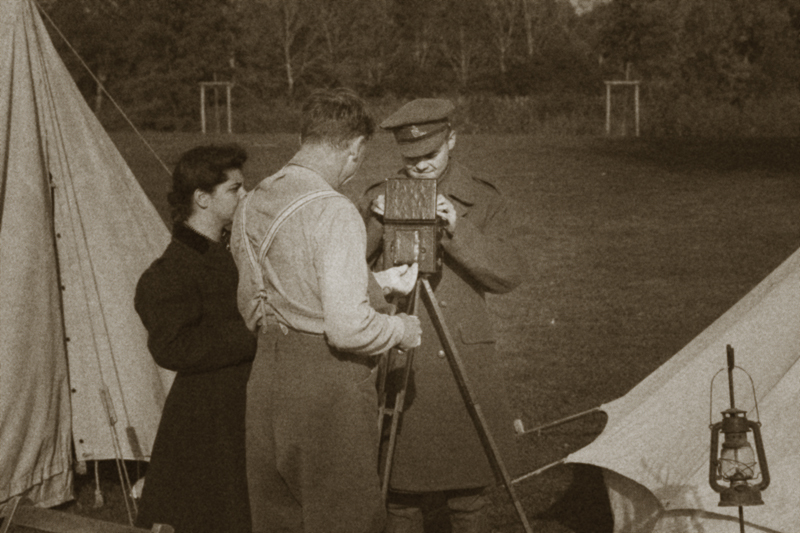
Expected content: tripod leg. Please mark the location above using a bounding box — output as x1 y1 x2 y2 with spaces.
377 349 394 438
378 297 402 438
381 353 411 499
380 280 421 500
419 279 534 533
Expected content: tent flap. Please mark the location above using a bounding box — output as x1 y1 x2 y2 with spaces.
1 0 173 507
567 247 800 533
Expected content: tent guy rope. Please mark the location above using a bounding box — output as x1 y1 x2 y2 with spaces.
34 0 171 178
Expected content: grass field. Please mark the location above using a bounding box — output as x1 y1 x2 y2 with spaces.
64 133 800 532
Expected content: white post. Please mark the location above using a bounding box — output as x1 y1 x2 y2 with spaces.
200 85 207 134
634 83 640 137
226 84 232 134
201 82 233 134
214 85 220 133
605 80 641 137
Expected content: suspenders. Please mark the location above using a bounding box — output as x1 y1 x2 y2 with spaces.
239 187 340 327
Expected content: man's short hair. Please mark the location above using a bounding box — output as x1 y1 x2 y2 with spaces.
300 88 375 150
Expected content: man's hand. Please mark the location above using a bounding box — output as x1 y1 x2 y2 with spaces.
373 263 418 296
397 313 422 350
436 194 457 234
371 194 385 217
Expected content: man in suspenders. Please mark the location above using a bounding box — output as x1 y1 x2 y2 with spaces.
230 88 421 533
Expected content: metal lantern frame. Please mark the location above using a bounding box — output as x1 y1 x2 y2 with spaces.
708 346 770 509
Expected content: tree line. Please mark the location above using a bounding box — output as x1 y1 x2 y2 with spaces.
43 0 800 135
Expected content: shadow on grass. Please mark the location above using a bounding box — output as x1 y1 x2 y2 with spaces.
585 137 800 173
415 463 613 533
535 464 613 533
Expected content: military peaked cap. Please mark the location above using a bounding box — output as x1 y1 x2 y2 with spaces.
380 99 455 157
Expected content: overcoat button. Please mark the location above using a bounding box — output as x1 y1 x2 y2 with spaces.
439 300 447 308
437 350 446 358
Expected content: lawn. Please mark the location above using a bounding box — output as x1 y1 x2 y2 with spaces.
66 132 800 533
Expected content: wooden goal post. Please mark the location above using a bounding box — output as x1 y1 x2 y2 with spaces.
604 80 640 137
200 81 233 134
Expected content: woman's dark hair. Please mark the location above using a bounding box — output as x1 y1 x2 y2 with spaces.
167 143 247 223
300 87 375 150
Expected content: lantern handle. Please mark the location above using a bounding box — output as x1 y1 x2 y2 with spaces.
709 351 761 425
709 368 726 425
743 365 761 423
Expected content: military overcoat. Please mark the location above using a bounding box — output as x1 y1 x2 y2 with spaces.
358 161 527 492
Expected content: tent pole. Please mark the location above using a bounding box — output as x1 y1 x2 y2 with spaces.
513 458 565 485
515 407 602 437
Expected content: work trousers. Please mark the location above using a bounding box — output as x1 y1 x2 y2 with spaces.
246 326 385 533
385 488 491 533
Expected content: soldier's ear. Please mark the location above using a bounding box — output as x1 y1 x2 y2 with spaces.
351 136 366 154
447 130 457 151
348 136 367 162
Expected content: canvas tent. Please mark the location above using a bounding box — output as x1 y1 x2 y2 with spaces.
565 246 800 533
1 0 173 508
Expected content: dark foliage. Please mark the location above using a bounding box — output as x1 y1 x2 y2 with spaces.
41 0 800 134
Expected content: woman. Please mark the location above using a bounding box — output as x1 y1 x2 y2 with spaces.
134 144 256 533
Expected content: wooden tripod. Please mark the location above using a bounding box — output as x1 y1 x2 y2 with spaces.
377 278 534 533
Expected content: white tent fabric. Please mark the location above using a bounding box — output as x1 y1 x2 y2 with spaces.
1 0 173 507
566 247 800 533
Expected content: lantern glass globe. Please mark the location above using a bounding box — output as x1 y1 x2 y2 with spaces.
720 440 757 481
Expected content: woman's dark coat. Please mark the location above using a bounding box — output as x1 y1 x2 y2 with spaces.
134 223 256 533
359 161 528 492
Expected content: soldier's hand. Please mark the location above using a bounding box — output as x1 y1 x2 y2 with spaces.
371 194 386 217
436 194 457 233
373 263 418 296
397 313 422 350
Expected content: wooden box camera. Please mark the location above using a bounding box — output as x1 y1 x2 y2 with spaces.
382 178 442 275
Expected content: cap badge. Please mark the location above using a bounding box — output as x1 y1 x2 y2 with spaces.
410 125 422 138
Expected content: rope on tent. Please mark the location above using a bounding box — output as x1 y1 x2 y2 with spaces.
26 2 150 522
509 407 604 485
100 387 138 524
513 458 565 485
33 0 171 178
92 460 104 508
51 166 142 521
39 41 140 525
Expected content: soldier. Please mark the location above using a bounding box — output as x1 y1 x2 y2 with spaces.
358 98 528 533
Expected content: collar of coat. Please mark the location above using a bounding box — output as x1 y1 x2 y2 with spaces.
173 222 212 254
363 160 500 206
